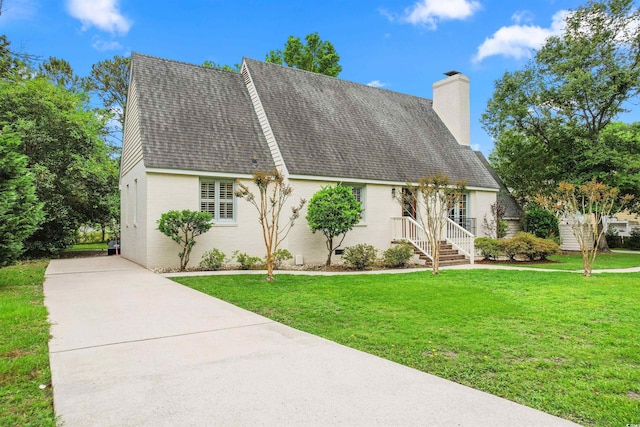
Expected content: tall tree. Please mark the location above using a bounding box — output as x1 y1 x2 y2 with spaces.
84 55 130 129
38 56 81 91
482 0 640 204
0 128 43 266
265 32 342 77
202 61 241 72
0 77 110 256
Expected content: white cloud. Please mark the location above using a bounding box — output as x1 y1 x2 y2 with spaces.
511 10 534 24
403 0 481 29
367 80 387 88
92 37 122 51
66 0 131 34
471 143 481 151
473 10 567 63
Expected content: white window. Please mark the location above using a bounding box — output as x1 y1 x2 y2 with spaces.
348 185 366 223
200 179 235 222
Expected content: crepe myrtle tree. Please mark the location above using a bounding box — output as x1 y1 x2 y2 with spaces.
157 210 213 271
536 180 633 276
403 173 466 275
306 184 362 267
235 169 306 281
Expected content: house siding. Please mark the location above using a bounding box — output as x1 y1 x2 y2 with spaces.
469 190 498 238
120 160 147 266
120 76 143 178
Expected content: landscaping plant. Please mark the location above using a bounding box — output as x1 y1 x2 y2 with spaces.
157 210 213 271
382 243 414 268
235 169 305 281
343 244 377 270
306 184 362 267
199 248 227 271
232 251 263 270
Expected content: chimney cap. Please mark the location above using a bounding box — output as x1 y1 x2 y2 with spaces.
444 70 461 77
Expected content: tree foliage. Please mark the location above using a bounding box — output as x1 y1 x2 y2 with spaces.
0 77 115 256
235 169 306 280
38 56 82 91
265 32 342 77
157 210 213 271
84 55 130 129
306 184 362 267
202 61 241 72
537 180 633 276
482 0 640 206
0 128 43 266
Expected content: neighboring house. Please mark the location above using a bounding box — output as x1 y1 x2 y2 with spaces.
120 53 501 269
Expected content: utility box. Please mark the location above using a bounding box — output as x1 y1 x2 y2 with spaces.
107 239 121 256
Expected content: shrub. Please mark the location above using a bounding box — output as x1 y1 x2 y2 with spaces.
382 243 414 268
343 244 377 270
499 232 560 261
475 237 503 260
605 227 623 249
525 206 559 239
271 248 293 269
199 248 227 271
232 251 262 270
629 227 640 250
157 210 213 271
531 237 561 260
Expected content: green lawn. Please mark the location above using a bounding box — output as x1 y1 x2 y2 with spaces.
0 260 56 426
174 270 640 427
68 242 107 251
499 252 640 270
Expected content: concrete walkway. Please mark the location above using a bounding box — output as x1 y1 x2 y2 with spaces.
45 256 580 426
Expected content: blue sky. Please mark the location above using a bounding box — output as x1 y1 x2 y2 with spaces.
1 0 637 155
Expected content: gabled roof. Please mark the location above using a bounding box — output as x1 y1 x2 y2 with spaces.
128 53 499 189
131 53 274 174
244 58 499 188
474 151 522 219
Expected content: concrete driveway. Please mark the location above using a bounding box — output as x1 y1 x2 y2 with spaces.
44 256 580 426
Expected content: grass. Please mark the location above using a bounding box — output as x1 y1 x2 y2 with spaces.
68 242 107 251
0 260 56 426
174 270 640 427
498 252 640 270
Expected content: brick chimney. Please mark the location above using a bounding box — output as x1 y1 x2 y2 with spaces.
432 71 470 147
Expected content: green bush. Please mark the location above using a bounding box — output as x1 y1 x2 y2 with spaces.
382 243 414 268
605 227 623 248
629 227 640 250
199 248 227 270
232 251 262 270
343 244 377 270
499 232 560 261
271 248 293 269
525 206 559 239
475 237 503 260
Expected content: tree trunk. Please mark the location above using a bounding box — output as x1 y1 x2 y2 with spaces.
265 252 274 281
596 220 610 252
325 239 333 267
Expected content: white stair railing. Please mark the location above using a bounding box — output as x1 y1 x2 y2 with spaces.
390 217 433 262
445 218 475 264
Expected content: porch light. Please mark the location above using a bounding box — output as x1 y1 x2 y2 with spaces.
391 187 396 198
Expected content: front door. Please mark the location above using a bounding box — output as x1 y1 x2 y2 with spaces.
402 188 416 220
448 194 468 229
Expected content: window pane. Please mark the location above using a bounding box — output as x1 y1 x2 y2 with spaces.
351 187 362 203
220 202 234 219
219 182 234 200
201 201 215 215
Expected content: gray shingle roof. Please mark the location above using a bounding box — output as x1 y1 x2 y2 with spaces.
244 58 499 188
131 53 274 174
474 151 522 219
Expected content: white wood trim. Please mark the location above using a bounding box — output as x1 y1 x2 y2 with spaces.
241 61 290 176
146 168 254 179
287 174 498 192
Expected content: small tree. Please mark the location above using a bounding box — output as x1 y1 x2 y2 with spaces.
405 173 466 274
306 184 362 267
157 210 213 271
483 200 507 239
537 180 632 276
235 169 306 281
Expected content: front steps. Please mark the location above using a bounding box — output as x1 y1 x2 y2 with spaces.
405 241 471 267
